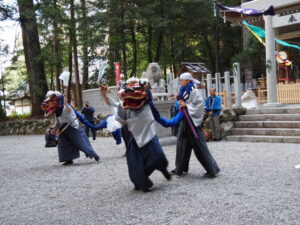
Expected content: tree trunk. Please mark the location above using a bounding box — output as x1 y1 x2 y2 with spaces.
120 2 127 79
147 23 153 63
129 21 137 77
20 25 33 100
17 0 48 116
70 0 82 107
155 30 163 63
53 0 61 92
203 32 215 73
155 0 164 63
80 0 88 90
214 12 220 73
181 34 186 61
67 27 73 102
170 40 176 74
168 22 177 75
107 0 121 85
50 63 54 90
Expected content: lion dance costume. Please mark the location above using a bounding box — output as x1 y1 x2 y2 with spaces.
102 78 171 192
41 91 103 165
150 73 220 177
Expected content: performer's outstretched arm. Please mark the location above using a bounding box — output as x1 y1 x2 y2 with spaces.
149 101 184 127
99 85 119 107
74 109 121 144
64 96 72 113
74 110 108 130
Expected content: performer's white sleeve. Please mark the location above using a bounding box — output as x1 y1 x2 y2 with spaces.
113 105 125 124
186 89 204 127
54 116 60 130
107 96 119 107
106 97 125 125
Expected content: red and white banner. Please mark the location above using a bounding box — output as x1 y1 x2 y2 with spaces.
114 62 121 89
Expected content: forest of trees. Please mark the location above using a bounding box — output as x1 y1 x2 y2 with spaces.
0 0 263 117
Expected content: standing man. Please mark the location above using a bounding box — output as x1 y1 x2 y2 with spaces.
169 73 220 177
205 88 222 141
81 101 96 140
169 95 180 136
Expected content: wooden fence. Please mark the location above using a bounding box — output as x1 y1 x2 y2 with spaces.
277 83 300 104
256 84 300 104
218 83 300 106
258 89 267 104
216 91 240 107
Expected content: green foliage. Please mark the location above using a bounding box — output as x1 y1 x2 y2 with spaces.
7 112 31 120
0 0 15 21
0 104 6 121
3 50 28 92
232 34 266 79
4 0 243 99
105 0 242 78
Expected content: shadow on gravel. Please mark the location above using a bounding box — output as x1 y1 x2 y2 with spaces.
171 173 222 184
99 155 126 162
26 162 99 173
60 161 99 167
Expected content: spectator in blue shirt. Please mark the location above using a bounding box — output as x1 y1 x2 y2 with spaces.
205 88 222 141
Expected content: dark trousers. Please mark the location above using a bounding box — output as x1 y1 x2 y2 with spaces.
121 125 130 148
126 135 169 191
85 121 96 140
208 115 221 139
45 133 58 147
58 126 98 162
175 118 220 174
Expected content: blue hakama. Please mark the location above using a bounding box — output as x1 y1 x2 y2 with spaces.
58 126 98 163
126 135 169 191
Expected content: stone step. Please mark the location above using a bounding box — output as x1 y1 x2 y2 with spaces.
225 135 300 144
246 107 300 115
230 128 300 136
239 114 300 121
234 121 300 128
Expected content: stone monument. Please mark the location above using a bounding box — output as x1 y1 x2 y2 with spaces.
142 63 164 93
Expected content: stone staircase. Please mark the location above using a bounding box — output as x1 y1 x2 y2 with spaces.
226 106 300 143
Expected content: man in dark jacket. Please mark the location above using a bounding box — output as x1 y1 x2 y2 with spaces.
81 101 96 140
45 123 58 147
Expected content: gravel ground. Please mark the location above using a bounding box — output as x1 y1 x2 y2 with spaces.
0 135 299 225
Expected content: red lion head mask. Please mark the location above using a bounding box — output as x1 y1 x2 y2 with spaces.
41 91 63 117
119 79 149 110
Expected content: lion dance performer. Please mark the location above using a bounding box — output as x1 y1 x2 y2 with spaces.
41 91 100 165
100 78 171 192
150 72 220 177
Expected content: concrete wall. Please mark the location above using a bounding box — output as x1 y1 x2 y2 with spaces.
82 86 118 114
153 101 174 137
